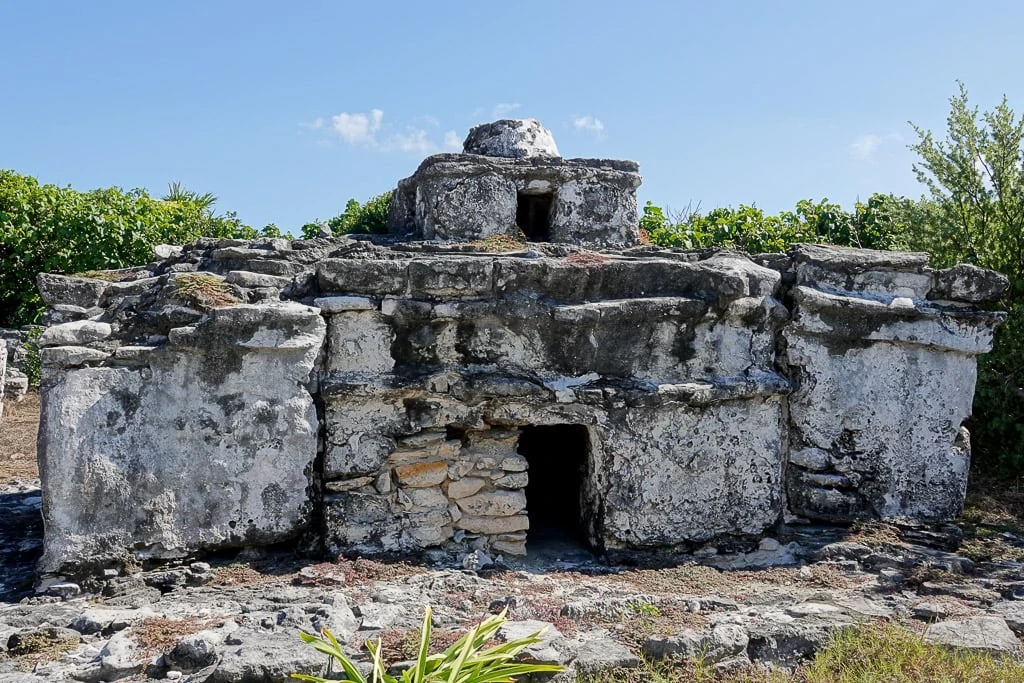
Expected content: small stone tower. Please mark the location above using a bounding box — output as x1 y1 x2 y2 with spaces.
387 119 642 248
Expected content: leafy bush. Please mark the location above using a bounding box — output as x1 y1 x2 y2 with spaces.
643 194 913 254
302 193 392 239
0 172 271 326
292 606 563 683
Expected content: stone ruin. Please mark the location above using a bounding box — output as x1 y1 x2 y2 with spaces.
0 329 31 422
32 119 1008 580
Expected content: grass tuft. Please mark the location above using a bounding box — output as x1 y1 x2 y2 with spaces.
580 622 1024 682
171 273 241 309
801 621 1024 682
467 234 527 252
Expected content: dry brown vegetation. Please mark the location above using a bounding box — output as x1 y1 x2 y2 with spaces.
133 617 218 654
565 251 609 268
171 273 241 309
0 389 39 481
466 234 527 252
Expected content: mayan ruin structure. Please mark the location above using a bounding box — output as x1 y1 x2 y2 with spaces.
31 119 1008 578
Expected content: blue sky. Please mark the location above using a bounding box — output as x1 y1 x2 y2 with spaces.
2 1 1023 231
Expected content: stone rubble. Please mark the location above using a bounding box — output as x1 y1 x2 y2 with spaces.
2 480 1022 681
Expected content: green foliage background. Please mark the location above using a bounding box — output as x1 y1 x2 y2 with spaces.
0 171 279 325
300 192 391 238
640 194 915 254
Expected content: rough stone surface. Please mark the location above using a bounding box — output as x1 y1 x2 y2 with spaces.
784 244 1003 523
37 320 112 347
924 617 1022 656
4 493 1024 683
37 303 325 574
207 628 329 682
389 119 640 247
462 118 560 158
930 263 1009 303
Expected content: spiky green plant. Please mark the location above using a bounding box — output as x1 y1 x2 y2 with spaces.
291 606 564 683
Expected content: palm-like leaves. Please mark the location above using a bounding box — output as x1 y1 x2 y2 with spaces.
163 181 218 214
291 606 564 683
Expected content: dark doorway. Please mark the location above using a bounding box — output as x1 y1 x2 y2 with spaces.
518 424 590 549
516 191 553 242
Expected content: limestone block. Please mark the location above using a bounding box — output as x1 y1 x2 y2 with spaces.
323 492 401 551
394 461 449 488
447 477 487 499
456 490 527 517
494 472 529 489
317 259 408 296
40 345 111 368
324 398 407 478
402 486 448 510
326 310 394 374
499 455 529 472
314 295 376 312
924 617 1021 656
490 539 527 556
791 286 1002 354
785 330 977 522
599 398 786 547
325 432 395 479
36 272 107 308
38 320 112 347
455 514 530 535
419 173 518 241
37 302 325 574
224 270 292 289
930 263 1009 303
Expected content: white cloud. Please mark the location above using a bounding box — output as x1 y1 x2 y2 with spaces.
492 103 521 118
443 130 462 151
385 128 437 154
850 132 902 161
330 109 383 145
303 110 464 155
573 115 605 136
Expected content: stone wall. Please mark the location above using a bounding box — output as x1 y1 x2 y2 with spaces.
31 236 1007 576
0 328 32 411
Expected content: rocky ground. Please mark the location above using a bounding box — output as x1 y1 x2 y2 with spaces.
3 395 1024 681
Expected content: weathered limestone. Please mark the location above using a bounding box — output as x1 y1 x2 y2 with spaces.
783 245 1006 523
462 118 560 158
0 328 32 406
37 303 325 575
28 122 1009 575
388 119 640 247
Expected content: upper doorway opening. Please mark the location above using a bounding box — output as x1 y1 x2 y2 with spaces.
516 191 554 242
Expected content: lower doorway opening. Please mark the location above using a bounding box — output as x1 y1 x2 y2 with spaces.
518 424 592 558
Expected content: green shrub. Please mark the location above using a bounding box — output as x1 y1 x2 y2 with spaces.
0 172 262 327
303 193 392 239
644 194 912 254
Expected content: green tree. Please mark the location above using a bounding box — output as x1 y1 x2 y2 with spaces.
909 82 1024 471
0 171 259 326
